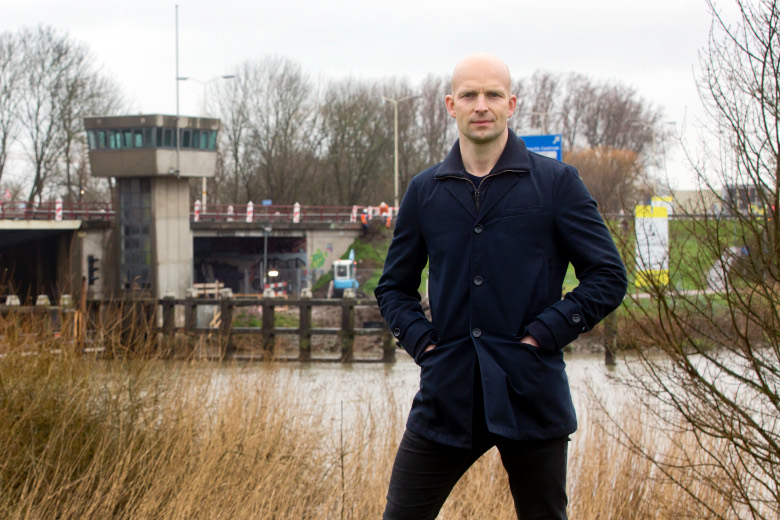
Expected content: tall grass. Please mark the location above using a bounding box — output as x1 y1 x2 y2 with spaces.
0 322 733 518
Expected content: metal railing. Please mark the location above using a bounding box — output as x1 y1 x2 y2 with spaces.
0 200 395 225
0 200 115 221
193 204 383 224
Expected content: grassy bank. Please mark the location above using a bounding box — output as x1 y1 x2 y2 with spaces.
0 341 737 518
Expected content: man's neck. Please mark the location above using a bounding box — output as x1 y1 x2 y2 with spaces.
459 129 509 177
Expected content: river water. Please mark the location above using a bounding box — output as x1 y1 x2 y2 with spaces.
214 351 628 428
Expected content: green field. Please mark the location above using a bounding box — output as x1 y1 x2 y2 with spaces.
316 217 758 300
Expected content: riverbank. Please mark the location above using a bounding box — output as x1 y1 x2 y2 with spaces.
0 346 732 519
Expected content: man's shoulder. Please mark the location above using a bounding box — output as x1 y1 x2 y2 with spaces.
410 162 444 187
526 151 583 192
528 151 577 177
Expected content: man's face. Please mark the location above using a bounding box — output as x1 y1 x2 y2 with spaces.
445 58 516 145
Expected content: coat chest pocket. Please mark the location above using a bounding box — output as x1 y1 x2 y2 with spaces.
500 205 543 217
493 206 550 246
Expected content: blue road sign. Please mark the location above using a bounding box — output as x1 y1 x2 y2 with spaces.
519 134 562 161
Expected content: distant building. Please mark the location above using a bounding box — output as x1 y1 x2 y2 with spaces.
83 114 220 299
671 189 722 215
720 184 765 215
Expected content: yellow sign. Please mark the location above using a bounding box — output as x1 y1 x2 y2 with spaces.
635 205 670 288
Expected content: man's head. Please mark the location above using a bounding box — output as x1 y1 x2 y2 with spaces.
445 53 516 146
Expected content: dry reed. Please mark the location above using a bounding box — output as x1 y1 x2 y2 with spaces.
0 317 739 519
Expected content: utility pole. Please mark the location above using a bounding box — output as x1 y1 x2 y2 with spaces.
383 95 420 209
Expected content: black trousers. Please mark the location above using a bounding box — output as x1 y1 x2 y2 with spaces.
382 429 568 519
383 363 569 519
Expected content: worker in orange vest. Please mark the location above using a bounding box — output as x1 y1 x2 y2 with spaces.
378 201 392 228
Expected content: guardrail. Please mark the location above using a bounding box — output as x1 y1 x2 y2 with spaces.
0 200 114 221
0 201 396 225
192 204 394 224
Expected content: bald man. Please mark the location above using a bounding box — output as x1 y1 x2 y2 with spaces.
375 54 627 519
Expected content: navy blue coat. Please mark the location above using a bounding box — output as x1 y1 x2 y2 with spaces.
375 131 627 448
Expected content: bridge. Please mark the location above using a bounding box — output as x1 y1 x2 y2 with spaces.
0 200 388 225
0 200 394 304
2 113 399 307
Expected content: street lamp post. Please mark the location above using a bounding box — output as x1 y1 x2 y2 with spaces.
263 226 272 288
177 74 235 213
383 95 420 209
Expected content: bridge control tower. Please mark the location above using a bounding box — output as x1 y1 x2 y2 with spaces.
83 114 219 299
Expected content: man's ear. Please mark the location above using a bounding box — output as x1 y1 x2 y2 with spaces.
507 94 517 118
445 94 456 118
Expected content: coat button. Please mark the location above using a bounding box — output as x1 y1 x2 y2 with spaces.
392 327 401 337
473 276 483 286
472 328 482 338
474 224 483 233
571 314 581 324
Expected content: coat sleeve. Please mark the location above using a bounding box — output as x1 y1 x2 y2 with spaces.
527 165 628 350
374 178 437 361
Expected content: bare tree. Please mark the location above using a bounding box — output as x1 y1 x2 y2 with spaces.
512 71 660 155
581 82 660 154
614 1 780 517
564 147 645 213
0 32 21 186
207 60 666 209
320 79 390 205
13 26 122 203
527 71 561 134
248 57 322 205
56 64 124 203
510 77 528 131
16 26 68 203
559 73 596 151
417 74 457 166
212 62 260 204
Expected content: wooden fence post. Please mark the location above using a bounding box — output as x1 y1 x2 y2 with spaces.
219 293 235 358
299 299 312 361
161 296 175 357
340 299 354 362
382 328 395 363
77 276 86 355
262 299 275 355
603 311 617 367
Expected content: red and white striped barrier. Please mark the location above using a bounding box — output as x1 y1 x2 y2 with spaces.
227 205 234 222
55 197 62 221
350 205 358 223
264 281 288 297
194 200 201 222
246 201 254 223
293 202 301 223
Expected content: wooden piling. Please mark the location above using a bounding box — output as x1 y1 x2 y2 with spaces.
603 311 617 367
340 299 354 362
262 300 275 354
299 299 312 361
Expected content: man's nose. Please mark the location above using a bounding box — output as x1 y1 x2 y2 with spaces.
474 94 488 111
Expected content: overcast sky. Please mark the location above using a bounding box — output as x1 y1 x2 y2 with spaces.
3 0 736 190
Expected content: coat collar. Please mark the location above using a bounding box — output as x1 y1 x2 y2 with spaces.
433 129 531 180
432 130 532 220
